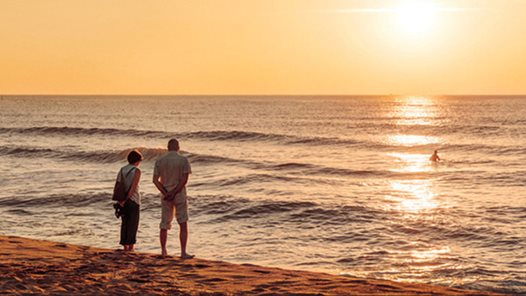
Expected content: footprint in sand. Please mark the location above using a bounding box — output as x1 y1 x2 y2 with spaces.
197 277 228 284
269 280 297 286
253 283 284 292
308 277 331 282
229 275 249 279
128 277 149 283
251 287 266 293
179 273 206 280
192 263 210 269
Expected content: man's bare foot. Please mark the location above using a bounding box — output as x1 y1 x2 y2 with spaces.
180 253 194 259
161 249 168 257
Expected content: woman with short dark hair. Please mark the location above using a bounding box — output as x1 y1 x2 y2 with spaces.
116 149 143 251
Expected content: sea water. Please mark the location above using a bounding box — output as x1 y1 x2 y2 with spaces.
0 96 524 294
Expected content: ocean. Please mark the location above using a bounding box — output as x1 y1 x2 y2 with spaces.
0 95 524 294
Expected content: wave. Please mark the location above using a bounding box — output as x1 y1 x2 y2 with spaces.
0 192 384 226
0 193 111 208
0 145 258 168
0 126 166 138
185 130 287 142
0 126 360 147
440 143 526 155
0 145 442 182
0 146 166 163
186 195 385 225
197 173 318 188
2 126 525 155
2 192 524 233
0 192 377 228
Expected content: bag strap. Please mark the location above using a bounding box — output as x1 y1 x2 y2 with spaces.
120 167 137 200
124 166 136 179
119 166 136 182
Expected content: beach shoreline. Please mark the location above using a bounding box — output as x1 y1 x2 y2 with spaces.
0 235 501 295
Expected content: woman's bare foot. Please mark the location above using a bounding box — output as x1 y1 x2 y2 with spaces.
161 249 168 257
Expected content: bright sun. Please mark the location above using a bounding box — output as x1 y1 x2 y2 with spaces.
396 1 438 34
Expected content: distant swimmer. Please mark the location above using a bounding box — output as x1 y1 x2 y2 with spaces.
429 150 441 162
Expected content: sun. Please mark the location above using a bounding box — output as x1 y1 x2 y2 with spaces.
395 0 439 34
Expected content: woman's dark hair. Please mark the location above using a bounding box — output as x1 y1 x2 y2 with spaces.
127 150 144 164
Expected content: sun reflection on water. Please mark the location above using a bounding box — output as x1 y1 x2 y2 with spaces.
397 246 453 275
382 96 454 282
386 97 441 212
389 180 437 212
388 134 441 146
387 97 442 146
393 96 438 126
411 246 451 262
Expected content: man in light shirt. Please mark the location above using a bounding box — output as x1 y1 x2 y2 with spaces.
153 138 194 259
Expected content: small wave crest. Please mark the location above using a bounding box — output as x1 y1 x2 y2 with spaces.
0 126 165 137
0 145 438 182
0 146 166 163
189 194 384 226
0 193 111 208
0 145 258 169
4 126 525 156
0 126 361 147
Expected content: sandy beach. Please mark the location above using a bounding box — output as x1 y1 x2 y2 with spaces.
0 235 501 295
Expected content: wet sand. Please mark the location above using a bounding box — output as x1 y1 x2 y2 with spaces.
0 235 500 295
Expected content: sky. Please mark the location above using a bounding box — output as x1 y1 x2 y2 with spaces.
1 0 525 95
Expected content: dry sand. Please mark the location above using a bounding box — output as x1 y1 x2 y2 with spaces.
0 235 500 295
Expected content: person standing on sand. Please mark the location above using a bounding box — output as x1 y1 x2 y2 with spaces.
153 139 194 259
430 150 441 162
117 150 143 252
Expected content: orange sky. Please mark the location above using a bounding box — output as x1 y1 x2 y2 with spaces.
1 0 525 95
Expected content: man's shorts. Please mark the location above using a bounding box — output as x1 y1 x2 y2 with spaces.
160 194 189 230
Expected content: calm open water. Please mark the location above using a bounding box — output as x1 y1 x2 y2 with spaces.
0 96 524 294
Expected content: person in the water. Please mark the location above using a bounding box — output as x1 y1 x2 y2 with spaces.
430 150 441 162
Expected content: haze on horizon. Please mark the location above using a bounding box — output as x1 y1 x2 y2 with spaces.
1 0 525 95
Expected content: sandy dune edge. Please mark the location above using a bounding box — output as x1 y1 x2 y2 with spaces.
0 236 500 295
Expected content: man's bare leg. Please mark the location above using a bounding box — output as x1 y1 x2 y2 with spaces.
160 229 168 257
179 222 194 259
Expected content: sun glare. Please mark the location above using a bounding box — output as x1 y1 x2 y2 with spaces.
388 135 441 146
396 1 438 34
389 180 438 212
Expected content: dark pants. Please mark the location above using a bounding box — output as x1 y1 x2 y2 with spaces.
120 200 140 245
